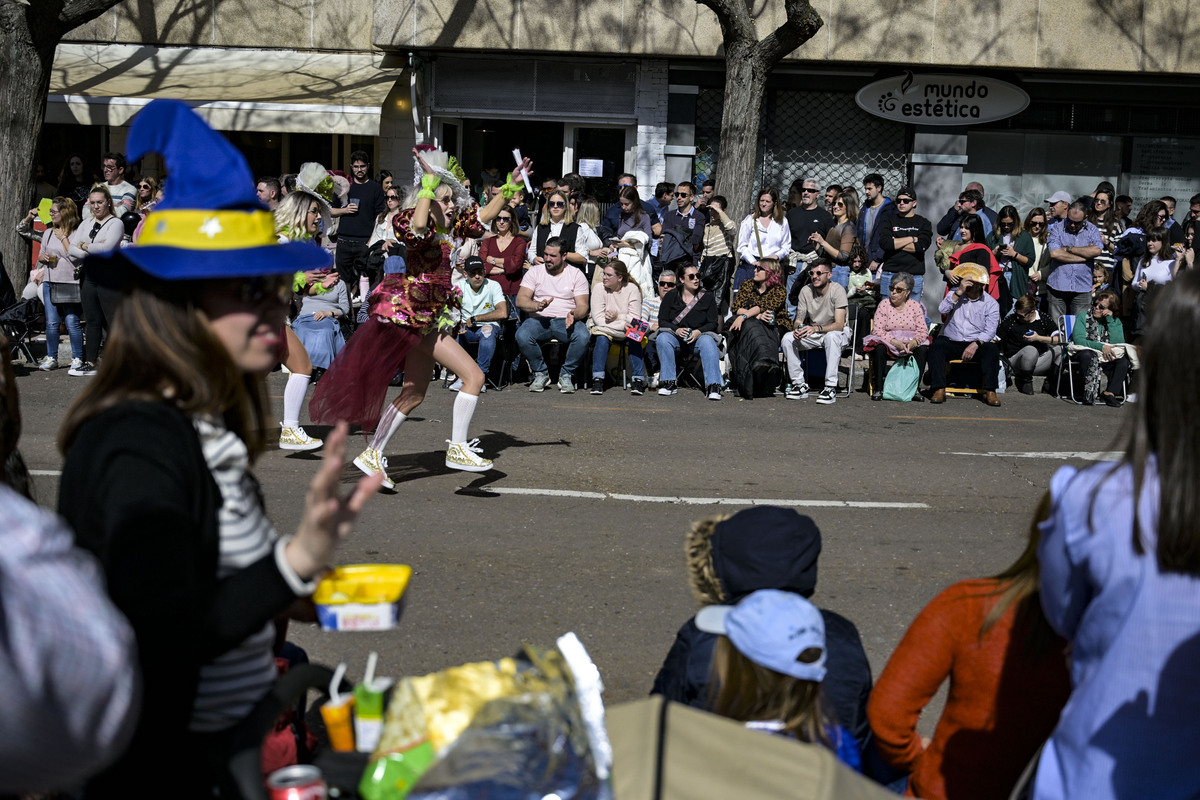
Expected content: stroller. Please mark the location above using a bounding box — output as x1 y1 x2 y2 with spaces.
0 265 44 366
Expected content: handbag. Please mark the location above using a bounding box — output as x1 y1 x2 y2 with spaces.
48 281 82 305
882 354 919 401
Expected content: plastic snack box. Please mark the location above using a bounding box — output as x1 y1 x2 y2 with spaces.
313 564 412 631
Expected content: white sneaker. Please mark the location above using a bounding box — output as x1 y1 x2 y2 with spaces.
279 424 323 452
70 358 83 372
558 374 576 394
448 378 463 392
816 387 837 405
529 372 550 392
353 447 395 490
445 438 493 472
648 373 660 390
785 383 809 400
68 361 97 377
37 356 57 371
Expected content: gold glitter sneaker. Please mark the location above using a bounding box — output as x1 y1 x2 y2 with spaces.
445 438 492 473
279 424 323 452
353 446 395 489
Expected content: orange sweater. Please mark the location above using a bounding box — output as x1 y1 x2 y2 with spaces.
867 579 1071 800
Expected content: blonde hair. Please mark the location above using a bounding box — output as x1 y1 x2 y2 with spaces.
710 636 831 746
538 191 575 226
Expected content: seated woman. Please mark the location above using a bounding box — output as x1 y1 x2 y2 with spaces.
656 264 723 400
1070 289 1131 406
868 501 1071 800
727 257 792 399
998 294 1060 394
292 269 350 374
862 271 929 402
587 260 646 396
697 589 862 772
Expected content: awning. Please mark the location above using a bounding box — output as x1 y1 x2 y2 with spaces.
48 44 405 136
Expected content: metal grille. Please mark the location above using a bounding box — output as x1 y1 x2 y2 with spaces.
692 86 908 196
760 89 908 196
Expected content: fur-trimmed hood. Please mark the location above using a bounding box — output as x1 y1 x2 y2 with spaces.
686 507 822 606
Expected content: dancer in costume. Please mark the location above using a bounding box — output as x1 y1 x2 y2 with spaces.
271 166 342 452
309 147 531 487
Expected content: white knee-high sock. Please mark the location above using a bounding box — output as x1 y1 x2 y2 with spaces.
370 403 407 451
282 373 311 427
451 392 479 443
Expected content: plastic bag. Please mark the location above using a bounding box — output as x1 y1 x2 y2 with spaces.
882 354 919 401
360 634 610 800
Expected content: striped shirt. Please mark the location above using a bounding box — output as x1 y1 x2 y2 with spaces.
188 417 281 733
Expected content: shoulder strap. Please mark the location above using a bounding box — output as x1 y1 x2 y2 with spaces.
753 218 764 259
671 290 706 325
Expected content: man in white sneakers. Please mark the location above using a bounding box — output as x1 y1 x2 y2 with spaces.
782 262 848 405
514 239 590 393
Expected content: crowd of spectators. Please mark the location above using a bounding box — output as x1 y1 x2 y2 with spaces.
15 149 1200 414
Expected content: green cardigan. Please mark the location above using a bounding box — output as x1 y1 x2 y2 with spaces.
1071 312 1124 350
986 230 1042 298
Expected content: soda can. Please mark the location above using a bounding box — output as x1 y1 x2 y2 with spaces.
266 764 327 800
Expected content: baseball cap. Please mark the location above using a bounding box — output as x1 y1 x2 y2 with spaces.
1045 191 1072 205
695 589 827 682
463 255 486 274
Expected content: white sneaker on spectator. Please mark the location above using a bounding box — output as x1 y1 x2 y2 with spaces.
707 383 722 401
448 378 463 392
70 358 83 372
558 374 576 394
785 382 808 400
1126 392 1137 403
37 356 57 371
529 373 550 392
648 373 660 390
816 387 837 405
657 380 678 396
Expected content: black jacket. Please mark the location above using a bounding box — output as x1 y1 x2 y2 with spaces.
60 402 298 797
997 312 1058 358
657 288 719 333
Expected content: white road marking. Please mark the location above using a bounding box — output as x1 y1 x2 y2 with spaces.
30 470 62 476
470 486 928 509
943 451 1121 461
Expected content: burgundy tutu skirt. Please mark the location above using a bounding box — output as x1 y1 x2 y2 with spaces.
309 317 424 432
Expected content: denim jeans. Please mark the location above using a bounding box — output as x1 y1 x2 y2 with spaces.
515 316 590 375
43 281 84 361
591 334 645 379
458 324 499 373
656 331 722 385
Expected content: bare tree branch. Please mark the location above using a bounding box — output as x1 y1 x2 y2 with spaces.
756 0 823 65
695 0 756 45
60 0 122 28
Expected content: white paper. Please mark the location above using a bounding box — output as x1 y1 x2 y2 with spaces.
578 158 604 178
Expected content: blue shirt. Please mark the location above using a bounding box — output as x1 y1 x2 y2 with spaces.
938 290 999 342
1047 220 1104 293
1034 461 1200 800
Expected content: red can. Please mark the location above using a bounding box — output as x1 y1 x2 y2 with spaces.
266 764 327 800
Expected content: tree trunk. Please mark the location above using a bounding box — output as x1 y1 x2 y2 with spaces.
0 0 126 295
0 21 57 295
716 43 771 222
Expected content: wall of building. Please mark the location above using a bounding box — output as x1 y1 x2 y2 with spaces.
68 0 1200 76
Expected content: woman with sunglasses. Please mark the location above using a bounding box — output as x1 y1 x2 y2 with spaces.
727 257 792 399
863 271 929 402
17 198 85 372
57 99 380 797
529 190 586 268
366 185 404 286
479 205 529 309
734 187 791 293
135 176 159 213
809 190 859 266
655 265 723 399
1023 208 1051 299
68 184 125 377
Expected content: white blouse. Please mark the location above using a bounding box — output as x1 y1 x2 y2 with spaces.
737 215 792 264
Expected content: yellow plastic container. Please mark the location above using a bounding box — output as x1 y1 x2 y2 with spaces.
313 564 412 631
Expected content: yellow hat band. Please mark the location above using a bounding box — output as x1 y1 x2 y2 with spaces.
138 209 277 250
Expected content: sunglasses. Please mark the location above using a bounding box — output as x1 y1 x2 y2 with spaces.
496 216 512 222
890 285 908 292
386 194 399 200
139 183 152 190
674 192 692 198
233 275 292 306
683 273 700 280
896 197 914 203
801 188 819 194
658 281 676 287
548 201 565 208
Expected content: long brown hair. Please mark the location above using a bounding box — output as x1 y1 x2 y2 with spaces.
1107 268 1200 573
59 275 270 460
709 636 831 746
53 196 81 237
980 493 1058 657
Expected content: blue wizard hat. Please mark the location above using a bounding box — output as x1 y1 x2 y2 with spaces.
87 99 332 280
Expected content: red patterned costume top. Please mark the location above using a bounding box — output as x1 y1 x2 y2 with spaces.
367 205 485 330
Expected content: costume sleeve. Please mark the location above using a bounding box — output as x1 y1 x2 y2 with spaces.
393 208 433 250
0 488 139 793
867 585 962 771
453 202 486 240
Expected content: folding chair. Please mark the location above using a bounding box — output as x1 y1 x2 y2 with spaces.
0 297 43 365
799 313 856 398
1051 315 1084 404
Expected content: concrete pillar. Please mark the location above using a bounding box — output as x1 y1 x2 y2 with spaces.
634 60 668 199
910 127 968 313
377 72 417 188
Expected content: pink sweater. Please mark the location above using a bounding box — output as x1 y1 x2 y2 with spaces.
589 281 643 338
871 298 930 344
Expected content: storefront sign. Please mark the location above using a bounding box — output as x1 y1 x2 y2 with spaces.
1127 137 1200 210
856 72 1029 126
